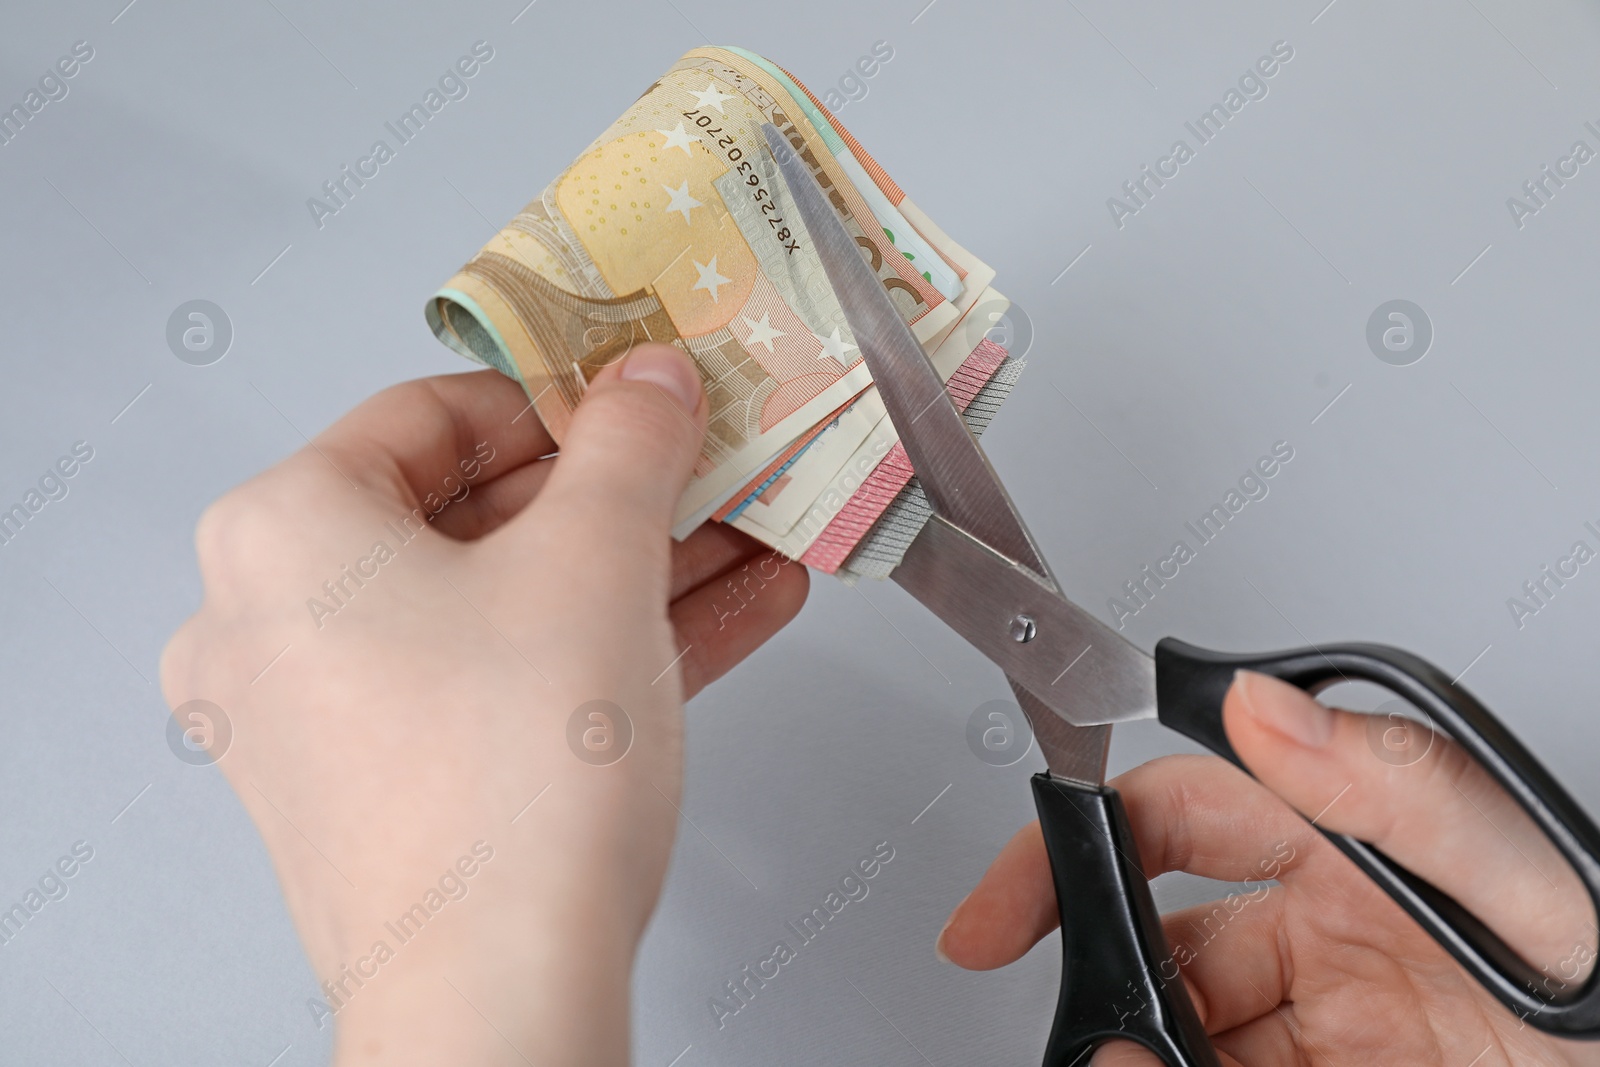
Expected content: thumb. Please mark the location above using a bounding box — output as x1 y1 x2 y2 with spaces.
524 343 706 544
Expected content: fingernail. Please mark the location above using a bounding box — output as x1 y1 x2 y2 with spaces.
1234 669 1333 748
934 896 965 964
621 345 702 414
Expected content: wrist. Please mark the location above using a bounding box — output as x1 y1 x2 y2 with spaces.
296 772 674 1065
326 916 635 1066
314 843 647 1067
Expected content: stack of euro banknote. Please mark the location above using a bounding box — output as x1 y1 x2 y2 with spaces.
426 46 1020 582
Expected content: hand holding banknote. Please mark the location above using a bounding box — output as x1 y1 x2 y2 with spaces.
161 350 806 1066
151 37 1600 1066
427 45 1020 579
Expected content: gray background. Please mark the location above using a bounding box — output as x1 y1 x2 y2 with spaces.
2 0 1598 1062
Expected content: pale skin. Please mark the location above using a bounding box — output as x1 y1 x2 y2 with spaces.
161 345 808 1064
164 343 1597 1065
939 672 1600 1066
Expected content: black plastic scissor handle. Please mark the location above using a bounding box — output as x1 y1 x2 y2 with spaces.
1154 638 1600 1038
1032 774 1221 1066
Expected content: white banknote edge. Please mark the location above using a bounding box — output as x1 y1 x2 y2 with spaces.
837 356 1027 583
731 290 1010 539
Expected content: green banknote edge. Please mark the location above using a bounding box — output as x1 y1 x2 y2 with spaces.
423 47 827 392
425 287 527 391
422 48 918 407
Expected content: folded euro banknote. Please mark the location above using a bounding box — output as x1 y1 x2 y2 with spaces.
426 45 1021 580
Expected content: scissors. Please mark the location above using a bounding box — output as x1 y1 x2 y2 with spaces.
763 123 1600 1064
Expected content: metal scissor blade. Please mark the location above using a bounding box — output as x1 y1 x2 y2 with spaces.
761 123 1141 785
760 123 1049 579
1009 680 1111 788
891 516 1158 729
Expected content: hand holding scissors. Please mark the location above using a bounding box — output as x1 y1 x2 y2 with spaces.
768 123 1600 1066
943 672 1599 1066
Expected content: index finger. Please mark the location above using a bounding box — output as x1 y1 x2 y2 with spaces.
315 369 556 508
935 754 1323 973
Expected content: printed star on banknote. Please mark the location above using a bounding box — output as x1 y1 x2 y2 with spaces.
426 46 1022 579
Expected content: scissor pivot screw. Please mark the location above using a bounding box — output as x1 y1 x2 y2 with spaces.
1010 614 1037 643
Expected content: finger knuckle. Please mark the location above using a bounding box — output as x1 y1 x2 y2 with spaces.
193 469 311 587
194 486 270 574
157 617 196 704
1418 721 1477 796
